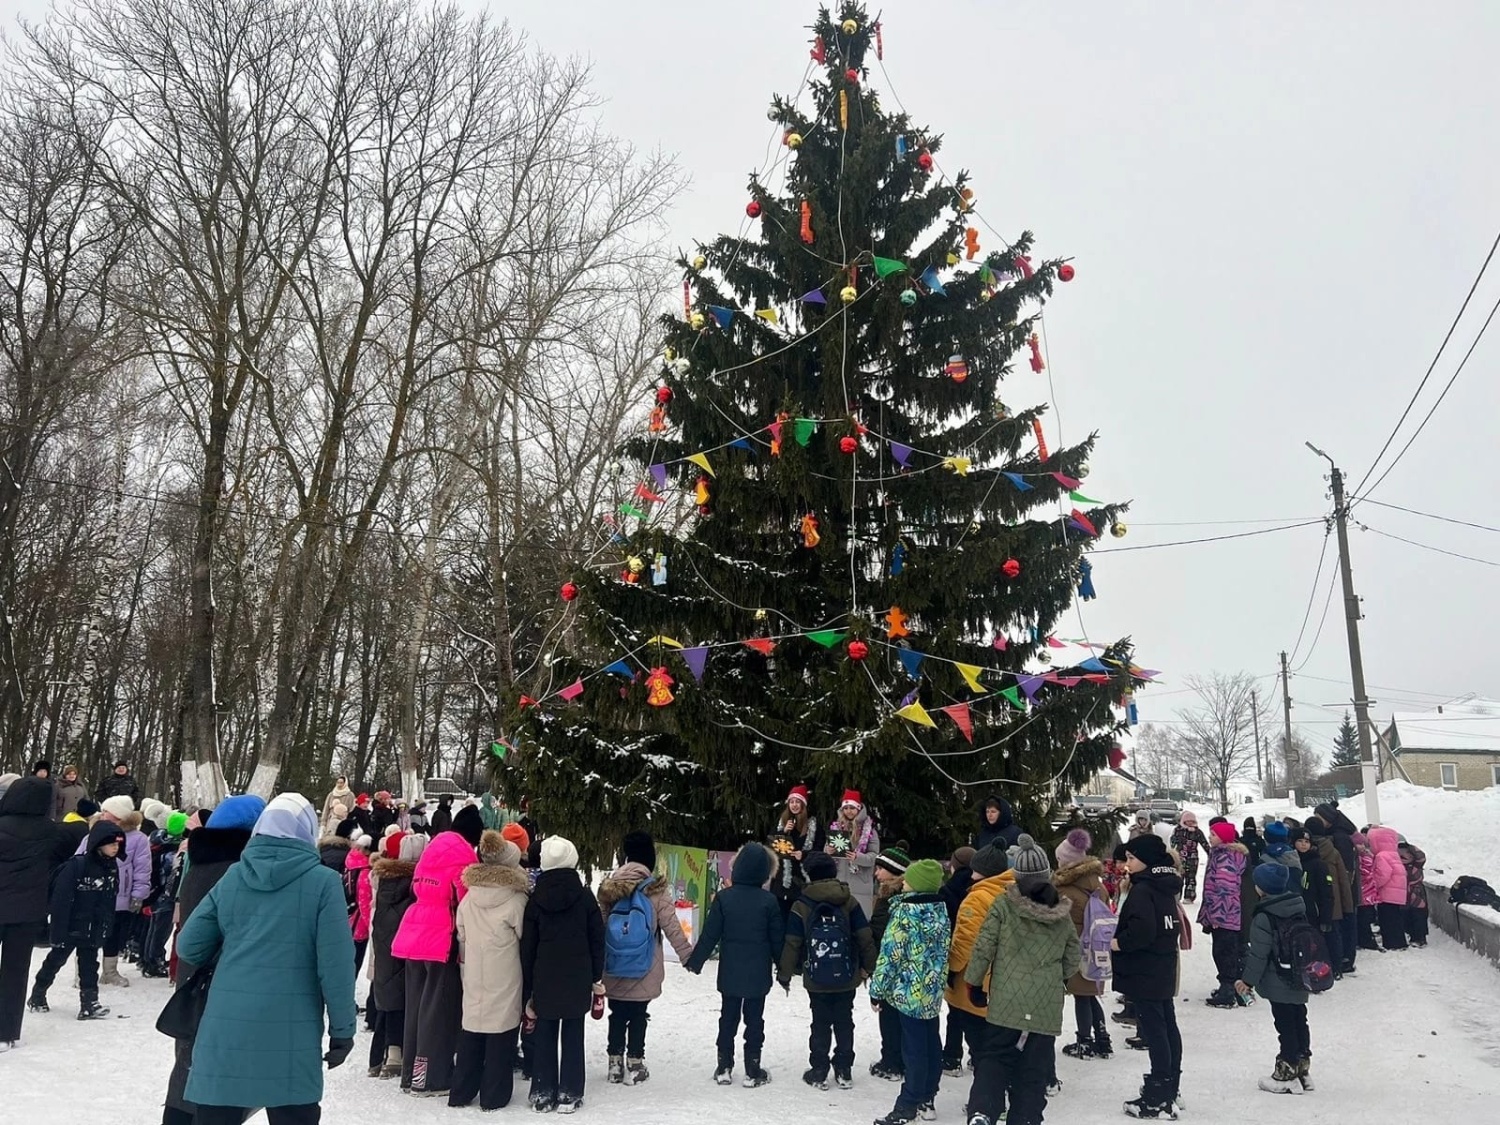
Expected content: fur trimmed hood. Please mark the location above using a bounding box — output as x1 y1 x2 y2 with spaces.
1214 840 1250 857
371 857 416 881
317 835 352 851
1005 882 1074 924
596 861 665 909
1053 857 1104 889
462 862 531 893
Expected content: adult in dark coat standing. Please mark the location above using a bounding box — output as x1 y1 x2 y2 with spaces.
972 795 1023 852
1312 803 1360 972
520 836 605 1113
685 843 785 1084
1112 833 1184 1119
0 777 76 1048
95 760 143 805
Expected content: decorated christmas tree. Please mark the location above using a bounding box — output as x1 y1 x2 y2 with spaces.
510 3 1150 860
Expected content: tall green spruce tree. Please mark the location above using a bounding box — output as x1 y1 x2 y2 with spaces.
1331 712 1361 768
512 3 1143 862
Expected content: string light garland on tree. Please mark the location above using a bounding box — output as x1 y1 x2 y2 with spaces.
516 2 1141 855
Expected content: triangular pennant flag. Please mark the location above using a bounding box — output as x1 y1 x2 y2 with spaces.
1069 509 1098 537
618 502 646 518
1053 676 1082 687
1002 471 1034 491
872 255 908 278
1018 674 1045 701
646 635 684 649
729 437 752 451
1050 472 1081 490
1069 490 1101 504
649 463 668 490
1084 673 1112 684
955 662 988 694
898 648 926 679
919 266 946 295
793 418 817 446
900 686 920 707
489 740 511 759
1046 635 1066 648
896 701 938 728
999 686 1025 710
895 136 908 158
755 308 779 323
938 702 973 743
682 646 708 681
743 637 775 656
889 441 913 467
603 660 634 678
807 629 848 648
991 635 1008 651
1079 657 1108 673
707 305 734 328
634 483 663 503
801 289 827 305
686 451 715 476
558 679 585 702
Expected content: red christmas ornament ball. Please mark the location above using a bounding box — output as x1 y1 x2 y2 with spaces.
655 386 672 404
845 67 859 83
839 435 858 454
559 581 578 602
847 640 869 661
917 151 933 171
746 199 762 218
1001 558 1021 579
1058 263 1076 282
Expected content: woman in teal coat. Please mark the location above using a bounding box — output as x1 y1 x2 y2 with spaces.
177 793 357 1125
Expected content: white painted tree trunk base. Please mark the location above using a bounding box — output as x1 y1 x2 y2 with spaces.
247 761 281 799
179 759 228 809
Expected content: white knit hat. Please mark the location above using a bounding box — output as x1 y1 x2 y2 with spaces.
539 835 579 872
100 795 136 821
141 798 169 825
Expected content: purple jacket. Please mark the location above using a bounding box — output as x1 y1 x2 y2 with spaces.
1199 842 1248 931
75 823 152 909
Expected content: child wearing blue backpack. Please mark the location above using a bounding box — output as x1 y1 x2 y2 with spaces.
596 832 694 1086
777 850 877 1091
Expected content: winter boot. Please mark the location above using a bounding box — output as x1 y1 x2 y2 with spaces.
742 1053 771 1087
606 1055 625 1084
834 1068 853 1089
99 956 130 988
802 1067 829 1090
873 1107 918 1125
1257 1058 1303 1095
1062 1034 1096 1059
380 1045 403 1079
140 960 169 979
625 1057 649 1085
554 1095 581 1114
77 994 110 1020
874 1060 906 1080
966 1116 994 1125
918 1103 936 1121
714 1056 734 1085
26 986 48 1013
1093 1029 1114 1058
1205 987 1236 1008
1169 1070 1185 1112
1296 1056 1314 1092
1124 1075 1178 1119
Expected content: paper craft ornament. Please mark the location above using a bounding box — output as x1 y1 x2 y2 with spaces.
942 456 971 475
810 35 825 63
648 407 667 433
1028 333 1045 373
939 702 973 743
651 552 667 586
558 679 584 702
490 740 511 759
800 200 813 244
896 701 937 727
964 228 980 260
945 354 969 383
840 89 848 129
890 543 906 576
808 629 847 649
1077 558 1096 601
1032 417 1049 461
884 606 909 638
644 667 675 707
800 513 821 548
801 288 826 305
559 582 578 602
694 476 711 507
900 288 917 306
919 266 945 295
873 256 907 278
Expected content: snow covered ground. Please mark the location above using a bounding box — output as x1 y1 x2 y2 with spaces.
6 911 1500 1124
1181 780 1500 889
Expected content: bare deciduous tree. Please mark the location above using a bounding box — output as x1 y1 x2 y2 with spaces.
1176 672 1269 813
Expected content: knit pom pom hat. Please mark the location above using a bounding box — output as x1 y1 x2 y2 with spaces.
1054 828 1092 869
903 858 944 895
539 835 579 871
1009 833 1053 890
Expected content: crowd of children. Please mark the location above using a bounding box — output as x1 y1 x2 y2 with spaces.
0 774 1440 1124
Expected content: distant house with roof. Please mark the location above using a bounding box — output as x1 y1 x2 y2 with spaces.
1381 699 1500 791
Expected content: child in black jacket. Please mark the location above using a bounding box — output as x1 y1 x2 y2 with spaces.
1113 833 1183 1120
28 820 124 1019
1291 829 1332 926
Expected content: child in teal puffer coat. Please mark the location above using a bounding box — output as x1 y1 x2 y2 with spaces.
869 858 951 1125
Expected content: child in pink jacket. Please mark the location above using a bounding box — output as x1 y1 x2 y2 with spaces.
1368 827 1407 951
1352 831 1379 951
393 829 477 1093
347 834 374 973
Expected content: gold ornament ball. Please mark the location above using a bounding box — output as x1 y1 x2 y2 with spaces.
1077 461 1090 478
627 556 645 574
787 132 803 149
663 346 675 362
1111 522 1128 539
839 285 858 304
841 17 858 33
979 290 991 303
754 608 768 621
690 312 705 330
692 254 707 270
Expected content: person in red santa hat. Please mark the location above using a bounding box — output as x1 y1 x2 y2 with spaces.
825 790 880 918
770 785 825 919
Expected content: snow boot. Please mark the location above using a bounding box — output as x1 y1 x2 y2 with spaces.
606 1055 625 1084
802 1067 829 1090
1296 1056 1314 1092
1124 1075 1178 1119
554 1095 581 1114
1062 1035 1096 1059
742 1053 771 1087
140 960 169 979
873 1107 918 1125
77 994 110 1020
1093 1030 1114 1058
26 986 48 1013
875 1061 907 1080
1257 1058 1304 1095
1205 988 1236 1008
99 956 130 987
380 1045 403 1080
918 1103 936 1121
625 1057 649 1085
966 1116 994 1125
714 1057 734 1086
834 1068 853 1089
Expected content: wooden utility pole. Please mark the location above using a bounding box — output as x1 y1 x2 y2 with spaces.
1280 651 1297 799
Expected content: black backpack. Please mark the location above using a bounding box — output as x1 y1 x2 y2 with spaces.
1449 876 1500 910
1271 914 1334 993
341 867 360 918
802 900 855 988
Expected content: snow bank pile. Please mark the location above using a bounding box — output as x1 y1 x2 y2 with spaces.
1192 780 1500 889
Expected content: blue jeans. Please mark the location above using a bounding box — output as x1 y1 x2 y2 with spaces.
896 1013 942 1110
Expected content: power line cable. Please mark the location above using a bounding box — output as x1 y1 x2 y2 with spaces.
1351 226 1500 497
1287 525 1332 666
1291 568 1338 674
1091 520 1324 554
1351 497 1500 535
1360 523 1500 568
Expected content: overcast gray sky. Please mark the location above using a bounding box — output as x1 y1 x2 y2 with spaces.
10 1 1500 761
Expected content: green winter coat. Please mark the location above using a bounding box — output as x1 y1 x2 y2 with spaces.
179 834 357 1109
869 891 950 1019
964 884 1079 1037
1240 890 1310 1005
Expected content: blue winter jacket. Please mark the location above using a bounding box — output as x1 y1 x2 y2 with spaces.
179 833 356 1109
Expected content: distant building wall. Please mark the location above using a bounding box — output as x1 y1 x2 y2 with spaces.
1396 751 1500 791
